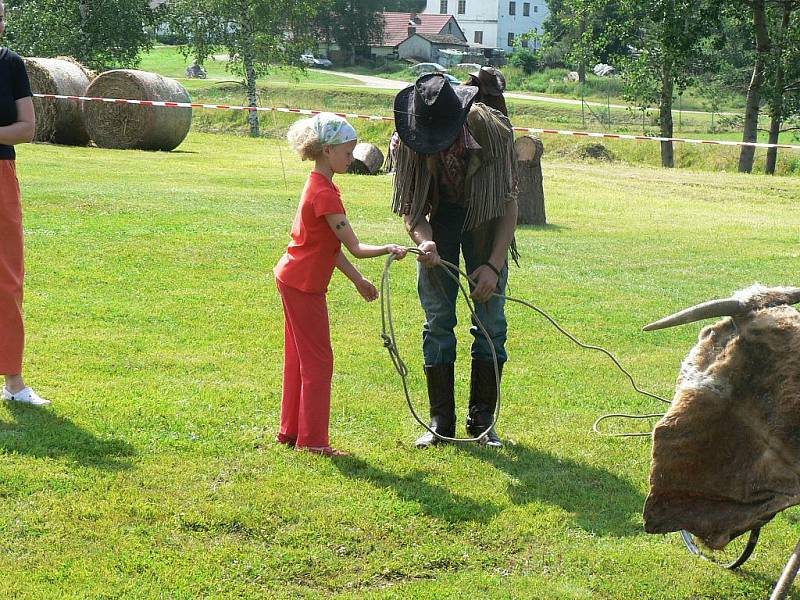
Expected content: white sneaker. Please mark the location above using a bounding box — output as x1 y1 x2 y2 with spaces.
2 386 51 406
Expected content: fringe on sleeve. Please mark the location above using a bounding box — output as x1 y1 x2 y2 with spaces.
463 104 518 232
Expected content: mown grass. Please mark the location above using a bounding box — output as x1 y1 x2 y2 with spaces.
1 130 799 598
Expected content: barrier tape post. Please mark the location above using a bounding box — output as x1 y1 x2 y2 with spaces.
34 93 800 152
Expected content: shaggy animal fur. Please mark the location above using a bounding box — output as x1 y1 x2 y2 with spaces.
643 285 800 549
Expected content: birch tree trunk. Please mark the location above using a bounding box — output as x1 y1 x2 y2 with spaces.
739 0 770 173
660 59 675 168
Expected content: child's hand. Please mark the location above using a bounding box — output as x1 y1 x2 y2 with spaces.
355 277 379 302
386 244 408 260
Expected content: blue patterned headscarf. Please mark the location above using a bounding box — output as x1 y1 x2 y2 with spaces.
312 113 357 146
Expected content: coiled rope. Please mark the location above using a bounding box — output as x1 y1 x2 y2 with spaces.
379 248 671 440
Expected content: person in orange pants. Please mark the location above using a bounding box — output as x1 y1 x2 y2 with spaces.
0 5 49 407
274 113 407 456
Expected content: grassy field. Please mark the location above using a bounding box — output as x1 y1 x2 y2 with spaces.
1 130 800 598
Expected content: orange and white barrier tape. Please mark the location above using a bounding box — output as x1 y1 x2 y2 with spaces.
34 93 800 151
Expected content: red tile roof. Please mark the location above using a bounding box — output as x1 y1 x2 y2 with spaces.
380 12 457 47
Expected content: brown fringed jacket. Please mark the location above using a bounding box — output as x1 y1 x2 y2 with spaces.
391 102 519 262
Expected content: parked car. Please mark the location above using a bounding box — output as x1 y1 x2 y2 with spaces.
300 54 333 68
409 62 447 74
443 73 461 85
455 63 482 70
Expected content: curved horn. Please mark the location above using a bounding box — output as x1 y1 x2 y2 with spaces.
643 298 746 332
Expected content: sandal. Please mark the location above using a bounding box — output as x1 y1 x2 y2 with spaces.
275 433 297 447
296 446 349 457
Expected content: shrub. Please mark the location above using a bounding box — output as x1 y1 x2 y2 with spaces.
508 48 539 74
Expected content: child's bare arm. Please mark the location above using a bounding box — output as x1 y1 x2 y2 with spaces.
335 252 378 302
325 213 407 260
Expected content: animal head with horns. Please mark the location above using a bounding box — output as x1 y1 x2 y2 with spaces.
642 285 800 550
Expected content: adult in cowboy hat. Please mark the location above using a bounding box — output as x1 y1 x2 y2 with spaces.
464 66 508 117
391 73 518 448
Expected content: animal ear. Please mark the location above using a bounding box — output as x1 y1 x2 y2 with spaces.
643 298 746 332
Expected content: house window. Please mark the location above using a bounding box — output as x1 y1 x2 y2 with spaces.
507 32 515 46
521 38 528 48
474 30 483 44
440 0 447 14
509 1 516 15
458 0 465 14
534 5 538 12
523 2 530 16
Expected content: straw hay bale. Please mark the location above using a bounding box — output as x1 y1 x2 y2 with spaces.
83 70 192 151
24 57 92 146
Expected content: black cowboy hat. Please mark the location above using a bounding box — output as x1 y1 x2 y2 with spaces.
469 66 506 96
394 73 478 155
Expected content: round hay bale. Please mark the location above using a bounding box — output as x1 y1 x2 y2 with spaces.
83 70 192 151
24 57 92 146
348 143 385 175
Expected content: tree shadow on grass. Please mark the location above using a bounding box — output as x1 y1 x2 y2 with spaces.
333 454 501 524
0 402 136 470
461 443 644 536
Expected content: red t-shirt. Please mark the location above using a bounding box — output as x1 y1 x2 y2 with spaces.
274 171 345 293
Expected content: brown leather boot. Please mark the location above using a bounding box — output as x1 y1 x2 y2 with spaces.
466 359 503 448
415 364 456 448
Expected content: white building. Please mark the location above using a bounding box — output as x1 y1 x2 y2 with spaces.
424 0 549 52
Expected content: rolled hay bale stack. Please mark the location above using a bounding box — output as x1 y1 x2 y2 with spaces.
83 70 191 151
24 57 92 145
348 143 385 175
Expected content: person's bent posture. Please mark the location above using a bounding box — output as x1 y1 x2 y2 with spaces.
391 73 518 448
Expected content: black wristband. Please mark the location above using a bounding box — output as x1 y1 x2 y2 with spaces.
483 261 501 278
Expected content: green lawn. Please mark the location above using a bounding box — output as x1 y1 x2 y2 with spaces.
2 130 800 598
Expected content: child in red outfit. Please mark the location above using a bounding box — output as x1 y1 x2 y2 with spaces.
274 113 407 457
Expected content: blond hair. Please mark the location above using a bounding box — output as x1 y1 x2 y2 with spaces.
287 117 323 161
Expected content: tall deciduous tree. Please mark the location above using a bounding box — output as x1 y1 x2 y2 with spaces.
542 0 629 83
5 0 153 69
164 0 319 137
619 0 722 168
314 0 384 66
763 1 800 174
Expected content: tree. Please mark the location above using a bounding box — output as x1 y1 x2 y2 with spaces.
164 0 319 137
5 0 153 70
763 1 800 174
381 0 426 11
314 0 384 66
738 0 772 172
542 0 629 83
619 0 723 168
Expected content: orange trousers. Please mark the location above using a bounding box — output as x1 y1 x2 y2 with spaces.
276 279 334 448
0 160 24 375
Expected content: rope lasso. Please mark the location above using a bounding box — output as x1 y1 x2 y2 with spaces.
380 247 671 440
380 248 501 444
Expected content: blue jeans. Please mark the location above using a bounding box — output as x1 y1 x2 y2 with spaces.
418 202 508 366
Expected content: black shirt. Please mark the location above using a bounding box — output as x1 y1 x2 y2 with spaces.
0 48 32 160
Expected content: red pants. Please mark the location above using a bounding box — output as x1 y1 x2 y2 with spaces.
276 279 334 448
0 160 24 375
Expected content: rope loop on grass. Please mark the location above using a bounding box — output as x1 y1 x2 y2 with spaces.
380 248 671 440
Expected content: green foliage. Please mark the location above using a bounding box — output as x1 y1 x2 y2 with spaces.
508 48 540 74
314 0 385 63
542 0 631 74
162 0 318 74
4 0 153 69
